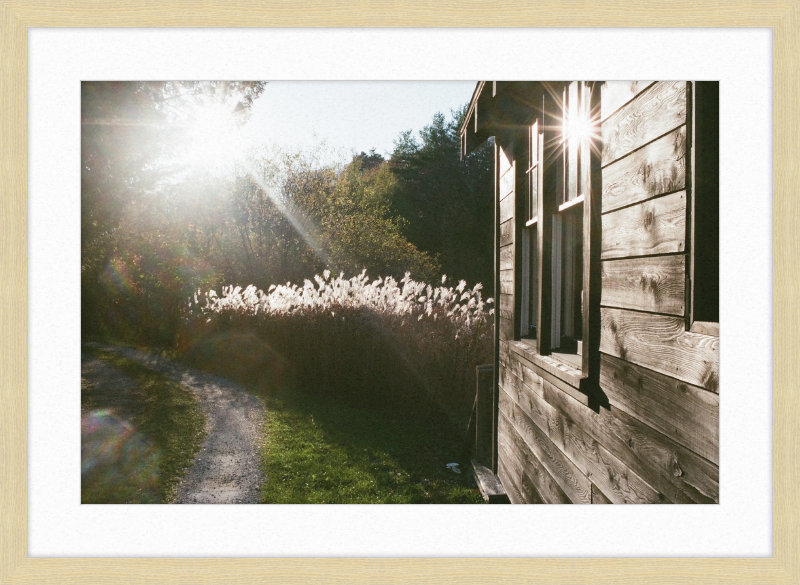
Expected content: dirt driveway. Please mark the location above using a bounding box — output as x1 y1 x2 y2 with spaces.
83 344 265 504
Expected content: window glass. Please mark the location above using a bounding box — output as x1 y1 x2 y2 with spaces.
553 206 582 351
552 81 592 359
520 225 538 339
527 121 539 223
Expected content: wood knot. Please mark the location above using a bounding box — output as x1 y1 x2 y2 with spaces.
671 457 684 477
644 211 655 228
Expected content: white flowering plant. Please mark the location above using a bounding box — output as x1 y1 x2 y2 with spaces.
181 270 494 429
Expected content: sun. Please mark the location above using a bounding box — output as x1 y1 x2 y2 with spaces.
564 96 597 145
176 101 251 174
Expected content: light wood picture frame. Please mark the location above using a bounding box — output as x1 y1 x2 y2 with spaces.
1 2 796 583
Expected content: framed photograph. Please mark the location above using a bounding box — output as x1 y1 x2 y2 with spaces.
2 2 796 583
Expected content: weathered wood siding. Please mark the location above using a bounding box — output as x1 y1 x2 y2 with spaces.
494 81 719 505
497 141 515 342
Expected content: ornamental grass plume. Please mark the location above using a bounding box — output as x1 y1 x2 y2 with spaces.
181 270 494 430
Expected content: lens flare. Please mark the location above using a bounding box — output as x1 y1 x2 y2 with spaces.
81 409 160 503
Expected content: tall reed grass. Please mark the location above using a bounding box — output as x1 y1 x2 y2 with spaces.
180 270 493 430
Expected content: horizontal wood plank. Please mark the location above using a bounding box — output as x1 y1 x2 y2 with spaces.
505 341 586 400
601 190 686 260
601 81 655 121
600 307 719 392
499 341 511 362
600 354 719 464
500 244 514 270
541 382 718 503
500 218 513 247
497 405 531 504
500 269 514 295
499 319 515 341
602 125 687 213
499 293 514 322
500 191 514 223
572 439 663 504
497 459 524 504
500 345 587 407
592 483 613 504
602 81 687 166
500 377 664 504
498 398 592 503
499 342 718 503
499 420 570 504
601 254 686 315
498 427 544 504
500 353 545 398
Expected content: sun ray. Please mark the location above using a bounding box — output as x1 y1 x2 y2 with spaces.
239 160 337 272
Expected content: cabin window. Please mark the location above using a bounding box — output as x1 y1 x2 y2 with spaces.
517 81 598 375
550 81 592 366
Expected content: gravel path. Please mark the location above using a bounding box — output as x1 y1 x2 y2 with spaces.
86 344 266 504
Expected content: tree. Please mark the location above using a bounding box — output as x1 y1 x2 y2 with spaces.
224 152 335 287
81 81 266 342
389 106 494 291
224 148 439 287
81 85 485 346
319 154 439 281
81 81 266 258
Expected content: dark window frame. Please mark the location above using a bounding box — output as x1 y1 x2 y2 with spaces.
520 120 541 340
688 80 720 336
516 81 601 381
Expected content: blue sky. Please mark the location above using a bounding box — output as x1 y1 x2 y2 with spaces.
243 81 477 160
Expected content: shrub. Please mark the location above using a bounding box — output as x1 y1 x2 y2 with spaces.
180 270 493 430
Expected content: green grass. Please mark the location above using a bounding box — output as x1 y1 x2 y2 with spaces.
81 349 206 503
260 389 484 504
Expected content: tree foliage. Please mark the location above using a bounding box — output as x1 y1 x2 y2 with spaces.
319 154 439 282
81 85 490 347
222 148 439 289
81 81 267 341
389 107 494 291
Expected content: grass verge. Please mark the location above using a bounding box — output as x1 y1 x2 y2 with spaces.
81 348 205 503
260 388 483 504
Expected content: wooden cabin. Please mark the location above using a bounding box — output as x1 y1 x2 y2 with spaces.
461 81 719 504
